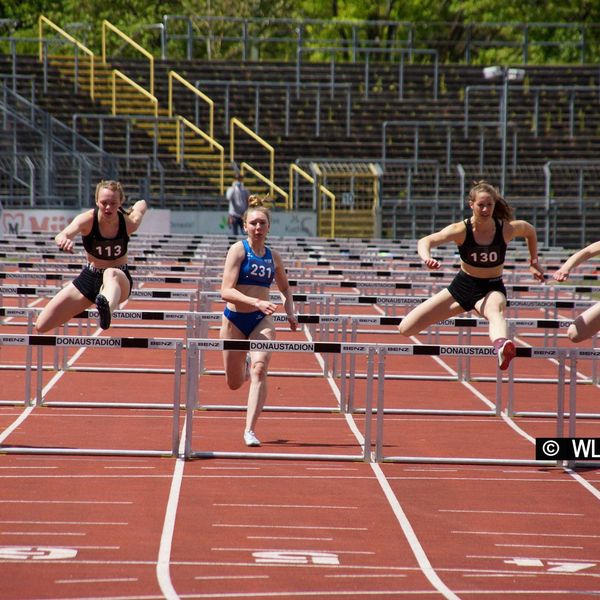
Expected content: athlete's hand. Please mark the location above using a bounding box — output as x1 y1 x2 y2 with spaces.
255 298 277 315
553 268 569 282
423 257 441 270
55 234 74 253
287 314 299 331
530 260 545 283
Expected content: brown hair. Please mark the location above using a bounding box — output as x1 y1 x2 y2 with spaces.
244 195 272 224
467 180 513 221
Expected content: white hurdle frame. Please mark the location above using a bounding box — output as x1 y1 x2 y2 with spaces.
184 339 378 462
0 334 183 457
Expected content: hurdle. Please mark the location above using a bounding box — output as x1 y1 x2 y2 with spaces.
0 334 183 457
375 343 566 466
180 338 591 467
183 338 378 461
373 343 600 467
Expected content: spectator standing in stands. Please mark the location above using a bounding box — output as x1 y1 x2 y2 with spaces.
226 173 250 236
397 180 544 370
35 180 147 333
553 241 600 342
220 196 298 447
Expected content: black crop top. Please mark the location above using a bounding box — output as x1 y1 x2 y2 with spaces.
458 218 507 268
81 208 129 261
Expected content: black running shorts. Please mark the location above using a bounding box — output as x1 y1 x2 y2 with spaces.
447 270 507 312
72 264 133 303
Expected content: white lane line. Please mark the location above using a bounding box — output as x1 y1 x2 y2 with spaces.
439 509 584 516
213 524 367 531
0 466 57 470
0 520 127 525
0 475 172 479
155 418 187 600
213 503 357 510
325 574 408 579
1 531 85 536
200 467 261 470
495 544 583 550
370 462 461 600
461 573 535 578
0 405 34 444
303 319 460 600
56 577 138 584
0 499 132 504
453 530 600 539
211 547 374 555
247 536 334 542
103 466 157 470
468 553 599 562
195 575 269 580
305 467 359 471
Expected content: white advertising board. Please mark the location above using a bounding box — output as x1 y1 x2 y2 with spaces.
0 209 316 237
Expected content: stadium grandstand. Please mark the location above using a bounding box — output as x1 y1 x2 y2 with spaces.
1 15 600 245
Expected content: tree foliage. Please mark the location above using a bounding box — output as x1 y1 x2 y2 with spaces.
2 0 599 64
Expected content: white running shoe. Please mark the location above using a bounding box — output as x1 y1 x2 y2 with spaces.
243 430 260 447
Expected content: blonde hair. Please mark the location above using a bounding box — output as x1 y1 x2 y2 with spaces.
95 180 133 214
467 180 513 221
244 195 272 224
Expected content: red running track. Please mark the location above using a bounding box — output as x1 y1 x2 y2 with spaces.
1 280 600 599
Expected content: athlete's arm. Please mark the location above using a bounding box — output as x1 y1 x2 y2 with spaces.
273 250 298 331
417 222 465 270
54 210 93 253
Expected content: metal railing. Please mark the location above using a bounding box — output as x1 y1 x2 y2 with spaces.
160 16 599 64
229 117 275 196
465 84 600 139
295 46 439 100
38 16 95 100
381 119 518 175
196 78 352 137
169 70 214 138
0 83 168 206
102 19 154 95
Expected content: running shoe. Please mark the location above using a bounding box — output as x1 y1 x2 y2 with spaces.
243 430 260 447
496 339 516 371
95 293 111 330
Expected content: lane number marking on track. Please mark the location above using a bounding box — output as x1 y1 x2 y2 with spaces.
0 546 78 560
505 558 596 573
253 551 340 565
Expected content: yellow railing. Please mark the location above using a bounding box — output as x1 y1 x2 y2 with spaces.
38 16 95 100
230 118 275 197
240 161 288 206
102 19 154 96
168 71 214 140
112 69 158 117
289 163 336 235
176 116 225 194
310 163 338 238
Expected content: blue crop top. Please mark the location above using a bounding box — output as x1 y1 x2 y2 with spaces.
458 218 507 268
81 208 129 261
236 239 275 287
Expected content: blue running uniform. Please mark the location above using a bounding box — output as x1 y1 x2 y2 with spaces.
236 240 275 287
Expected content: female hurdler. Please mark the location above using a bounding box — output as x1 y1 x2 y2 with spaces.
398 181 545 370
35 180 147 333
220 196 298 446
